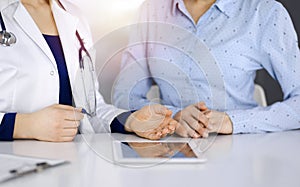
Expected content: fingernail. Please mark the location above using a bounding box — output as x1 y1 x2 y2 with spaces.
203 132 209 138
193 132 200 138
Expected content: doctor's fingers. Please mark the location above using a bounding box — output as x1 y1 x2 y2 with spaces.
61 120 80 128
48 104 83 121
56 136 77 142
53 104 79 111
60 110 84 121
61 128 78 137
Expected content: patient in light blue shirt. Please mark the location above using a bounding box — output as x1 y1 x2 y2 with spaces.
113 0 300 137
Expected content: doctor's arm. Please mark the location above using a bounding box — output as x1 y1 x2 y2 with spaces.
0 105 83 142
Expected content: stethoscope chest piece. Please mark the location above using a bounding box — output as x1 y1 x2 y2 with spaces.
0 30 16 47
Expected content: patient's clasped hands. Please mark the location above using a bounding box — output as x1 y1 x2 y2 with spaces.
125 102 233 140
174 102 233 139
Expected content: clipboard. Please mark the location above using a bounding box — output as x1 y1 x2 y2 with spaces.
0 153 68 183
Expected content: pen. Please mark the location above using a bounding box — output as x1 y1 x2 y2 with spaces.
2 162 50 183
81 108 93 117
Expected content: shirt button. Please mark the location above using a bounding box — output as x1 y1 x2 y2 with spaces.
50 71 54 76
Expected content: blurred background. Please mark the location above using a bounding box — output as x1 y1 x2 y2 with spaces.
74 0 144 103
74 0 143 41
74 0 299 105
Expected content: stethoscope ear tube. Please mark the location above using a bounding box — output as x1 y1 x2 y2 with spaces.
0 12 17 46
0 12 6 31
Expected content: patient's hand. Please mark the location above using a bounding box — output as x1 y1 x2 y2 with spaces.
125 104 179 140
174 102 211 138
205 110 233 135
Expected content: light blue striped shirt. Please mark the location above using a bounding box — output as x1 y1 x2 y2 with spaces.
113 0 300 134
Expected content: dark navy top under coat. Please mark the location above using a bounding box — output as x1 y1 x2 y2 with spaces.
0 35 129 141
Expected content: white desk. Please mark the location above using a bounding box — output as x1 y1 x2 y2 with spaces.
1 131 300 187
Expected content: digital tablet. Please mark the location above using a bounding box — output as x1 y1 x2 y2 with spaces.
113 141 207 164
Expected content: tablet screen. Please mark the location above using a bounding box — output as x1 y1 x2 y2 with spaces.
120 142 197 159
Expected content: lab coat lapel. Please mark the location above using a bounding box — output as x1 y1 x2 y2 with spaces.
51 1 79 90
13 2 57 68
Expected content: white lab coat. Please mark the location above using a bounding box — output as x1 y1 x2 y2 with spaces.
0 0 126 134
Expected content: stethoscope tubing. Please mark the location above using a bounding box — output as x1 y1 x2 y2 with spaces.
0 12 6 31
0 4 91 66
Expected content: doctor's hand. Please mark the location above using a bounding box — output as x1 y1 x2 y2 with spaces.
174 102 211 138
13 104 84 142
124 104 179 140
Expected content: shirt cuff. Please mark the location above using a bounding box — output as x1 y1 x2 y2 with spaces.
110 111 136 134
226 109 260 134
0 113 17 141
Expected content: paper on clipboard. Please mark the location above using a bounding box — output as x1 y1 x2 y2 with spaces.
0 154 68 183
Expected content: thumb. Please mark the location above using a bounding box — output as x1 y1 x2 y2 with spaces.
195 102 208 111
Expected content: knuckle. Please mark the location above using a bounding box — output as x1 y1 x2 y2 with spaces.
181 113 189 119
201 116 209 124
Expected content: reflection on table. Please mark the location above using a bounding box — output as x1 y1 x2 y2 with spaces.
0 131 299 187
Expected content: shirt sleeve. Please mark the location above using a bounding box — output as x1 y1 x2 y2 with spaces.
110 111 136 134
0 113 16 141
227 3 300 134
112 2 154 111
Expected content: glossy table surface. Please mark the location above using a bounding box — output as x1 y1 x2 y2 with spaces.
1 131 300 187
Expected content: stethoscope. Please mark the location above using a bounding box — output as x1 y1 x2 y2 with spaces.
0 12 17 46
0 3 96 116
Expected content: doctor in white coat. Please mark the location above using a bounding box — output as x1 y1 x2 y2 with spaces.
0 0 178 142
